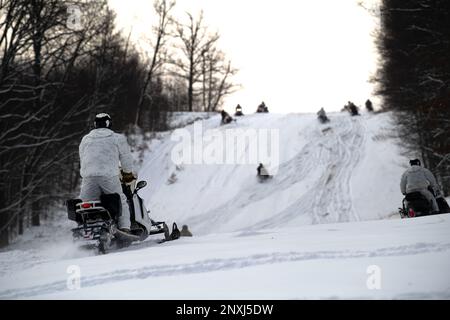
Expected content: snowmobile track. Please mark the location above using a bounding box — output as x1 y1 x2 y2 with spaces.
1 240 449 299
186 115 366 233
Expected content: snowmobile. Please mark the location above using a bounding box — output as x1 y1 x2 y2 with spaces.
220 110 235 125
234 106 244 117
318 114 330 124
399 192 436 218
348 105 360 116
256 105 269 113
257 164 273 183
67 180 179 254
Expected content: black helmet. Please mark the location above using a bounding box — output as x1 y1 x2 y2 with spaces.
94 113 112 129
410 159 421 166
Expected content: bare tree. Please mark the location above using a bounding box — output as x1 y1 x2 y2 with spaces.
134 0 176 127
171 11 220 111
171 11 239 112
200 47 239 111
0 0 125 245
375 0 450 195
0 0 188 247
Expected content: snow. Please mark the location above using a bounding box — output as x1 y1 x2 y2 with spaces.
167 112 214 130
1 110 449 299
1 215 449 299
139 111 406 233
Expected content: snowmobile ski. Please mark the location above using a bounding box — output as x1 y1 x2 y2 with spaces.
157 222 181 244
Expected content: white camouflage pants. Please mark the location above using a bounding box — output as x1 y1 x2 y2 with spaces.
79 175 130 229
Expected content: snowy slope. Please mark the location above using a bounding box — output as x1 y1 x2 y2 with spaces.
1 111 449 300
140 111 406 234
0 215 449 299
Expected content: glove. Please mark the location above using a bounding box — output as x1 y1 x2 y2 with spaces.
121 171 136 184
433 187 441 197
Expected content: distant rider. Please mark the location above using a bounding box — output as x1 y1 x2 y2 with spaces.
257 163 271 181
257 102 269 113
221 110 233 125
317 108 329 123
235 104 244 117
365 99 374 112
79 113 136 234
400 159 440 214
256 101 269 113
347 101 359 116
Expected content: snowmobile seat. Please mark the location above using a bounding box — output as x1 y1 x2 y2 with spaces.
100 193 122 220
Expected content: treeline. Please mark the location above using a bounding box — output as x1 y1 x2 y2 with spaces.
375 0 450 195
0 0 238 247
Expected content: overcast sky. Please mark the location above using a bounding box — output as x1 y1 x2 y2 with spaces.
108 0 381 114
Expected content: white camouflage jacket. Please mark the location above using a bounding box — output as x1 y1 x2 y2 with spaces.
400 165 439 195
79 128 134 178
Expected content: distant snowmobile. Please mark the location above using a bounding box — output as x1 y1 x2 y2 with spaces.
234 105 244 117
257 163 272 182
256 102 269 113
221 110 234 125
345 101 360 116
67 180 180 254
317 108 330 124
365 99 374 112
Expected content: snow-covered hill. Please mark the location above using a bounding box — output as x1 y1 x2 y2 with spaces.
140 111 406 233
1 111 450 299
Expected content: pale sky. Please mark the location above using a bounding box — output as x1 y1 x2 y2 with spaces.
108 0 381 114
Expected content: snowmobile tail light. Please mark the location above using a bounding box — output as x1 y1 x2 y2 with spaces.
81 203 92 209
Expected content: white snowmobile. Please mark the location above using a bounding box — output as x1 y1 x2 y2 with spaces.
67 180 180 254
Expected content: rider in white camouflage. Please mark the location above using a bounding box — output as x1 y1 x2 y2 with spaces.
400 159 440 213
79 113 136 233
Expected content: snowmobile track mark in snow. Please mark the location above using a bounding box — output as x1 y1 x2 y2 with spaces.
186 116 366 233
2 241 450 299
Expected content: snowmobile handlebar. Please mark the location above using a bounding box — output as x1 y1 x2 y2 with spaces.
134 180 147 193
